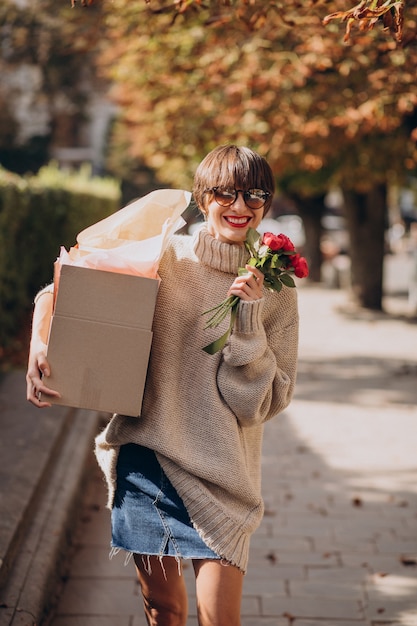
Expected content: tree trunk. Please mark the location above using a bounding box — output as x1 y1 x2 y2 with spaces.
290 193 325 283
342 184 387 310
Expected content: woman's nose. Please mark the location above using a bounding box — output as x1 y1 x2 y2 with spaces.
230 191 247 210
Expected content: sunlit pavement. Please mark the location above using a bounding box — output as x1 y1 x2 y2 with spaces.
48 276 417 626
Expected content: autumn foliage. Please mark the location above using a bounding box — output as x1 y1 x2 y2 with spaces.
14 0 417 308
79 0 417 195
63 0 417 309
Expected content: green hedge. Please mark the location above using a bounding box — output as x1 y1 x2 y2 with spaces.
0 164 120 349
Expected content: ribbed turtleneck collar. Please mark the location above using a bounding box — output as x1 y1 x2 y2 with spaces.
193 225 250 275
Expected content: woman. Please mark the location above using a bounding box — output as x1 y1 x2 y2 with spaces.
26 145 299 626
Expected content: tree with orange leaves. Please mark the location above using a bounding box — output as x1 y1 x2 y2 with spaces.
93 0 417 308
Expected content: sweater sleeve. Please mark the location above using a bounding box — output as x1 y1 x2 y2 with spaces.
217 286 299 428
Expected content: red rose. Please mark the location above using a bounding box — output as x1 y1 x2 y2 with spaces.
290 253 309 278
262 232 295 252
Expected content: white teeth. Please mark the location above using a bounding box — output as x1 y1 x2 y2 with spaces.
226 217 249 224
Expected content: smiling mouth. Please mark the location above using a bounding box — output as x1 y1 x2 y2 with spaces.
224 216 251 226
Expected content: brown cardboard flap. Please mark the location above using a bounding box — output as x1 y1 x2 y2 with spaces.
53 264 158 328
43 265 159 417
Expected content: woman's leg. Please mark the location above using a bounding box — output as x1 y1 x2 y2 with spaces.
193 559 244 626
134 554 188 626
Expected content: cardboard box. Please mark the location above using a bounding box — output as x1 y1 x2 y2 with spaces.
43 264 159 416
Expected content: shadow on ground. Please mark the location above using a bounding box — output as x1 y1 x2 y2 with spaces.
296 356 417 407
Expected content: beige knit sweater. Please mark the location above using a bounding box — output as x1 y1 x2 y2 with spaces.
94 225 299 572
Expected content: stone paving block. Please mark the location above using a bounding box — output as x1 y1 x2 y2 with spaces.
396 529 417 543
288 579 365 601
181 560 196 579
253 521 274 537
132 615 153 626
380 510 415 524
55 578 140 616
246 561 306 580
261 594 364 620
0 606 15 625
254 550 339 567
53 618 131 626
279 468 317 480
68 544 134 579
365 600 417 622
239 616 288 626
262 498 286 511
276 489 338 512
366 571 417 602
375 539 417 554
356 555 417 578
341 553 417 578
334 502 404 516
241 595 262 615
295 621 369 626
272 519 334 539
404 516 417 531
186 616 288 626
306 565 369 584
339 552 405 570
279 503 334 518
73 507 112 548
243 575 286 595
262 468 291 480
334 526 395 543
312 537 377 554
250 535 312 552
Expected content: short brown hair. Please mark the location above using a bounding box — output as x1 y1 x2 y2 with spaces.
193 145 275 216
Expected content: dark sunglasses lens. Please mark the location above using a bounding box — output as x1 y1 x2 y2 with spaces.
244 189 267 209
214 189 236 206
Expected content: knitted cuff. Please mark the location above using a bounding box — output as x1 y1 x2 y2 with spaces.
235 299 264 334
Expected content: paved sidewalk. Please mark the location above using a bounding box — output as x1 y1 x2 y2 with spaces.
48 285 417 626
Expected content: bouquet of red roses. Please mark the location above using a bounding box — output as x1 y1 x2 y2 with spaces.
202 227 308 354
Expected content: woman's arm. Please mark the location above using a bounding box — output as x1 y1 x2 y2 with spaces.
217 287 299 427
26 290 61 407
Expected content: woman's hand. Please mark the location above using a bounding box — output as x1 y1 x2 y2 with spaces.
26 342 61 407
26 291 60 408
227 264 264 302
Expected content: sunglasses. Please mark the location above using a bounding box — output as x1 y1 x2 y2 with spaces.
208 187 270 210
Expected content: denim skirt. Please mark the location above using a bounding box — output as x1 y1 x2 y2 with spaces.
111 443 220 561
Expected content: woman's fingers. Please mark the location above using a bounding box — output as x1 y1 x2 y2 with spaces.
245 265 264 284
26 377 61 407
227 265 264 301
26 353 60 407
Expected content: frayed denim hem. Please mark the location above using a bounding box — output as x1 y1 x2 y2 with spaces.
109 545 224 580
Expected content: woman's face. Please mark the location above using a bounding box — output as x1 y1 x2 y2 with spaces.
205 188 264 245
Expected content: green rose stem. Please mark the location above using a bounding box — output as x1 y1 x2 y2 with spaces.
202 297 239 355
